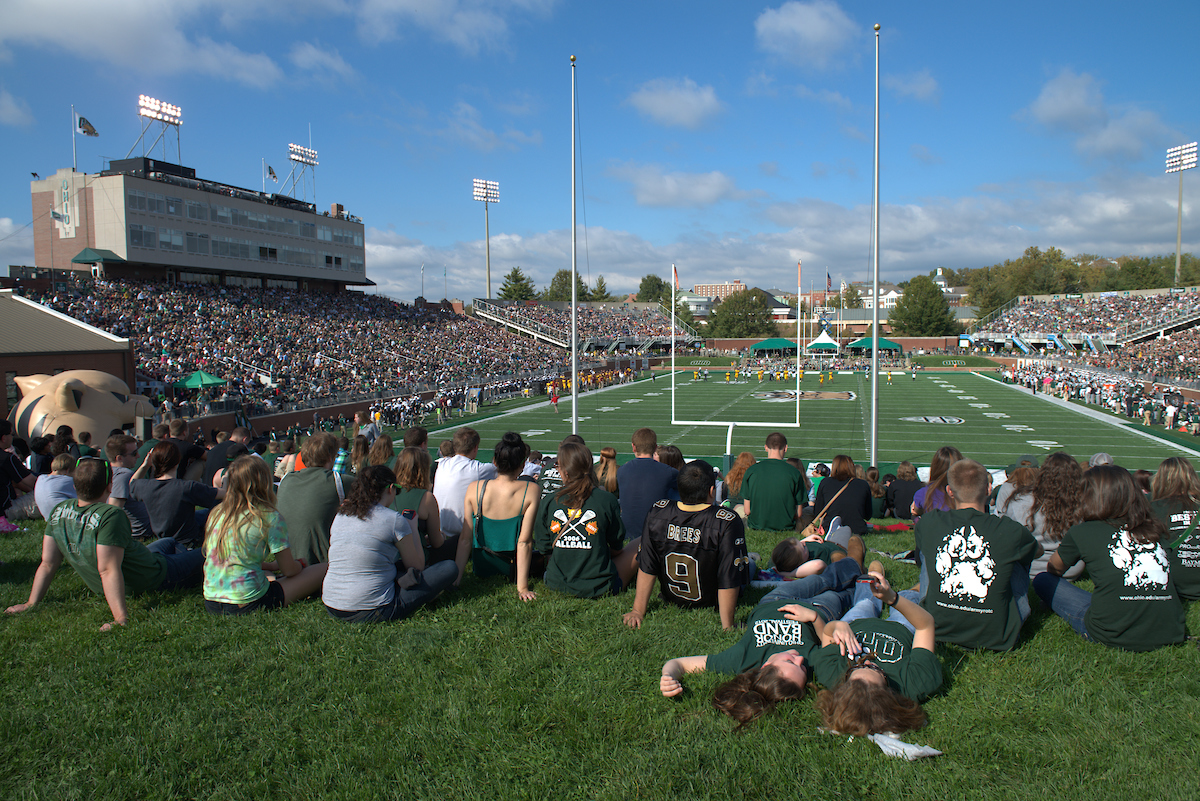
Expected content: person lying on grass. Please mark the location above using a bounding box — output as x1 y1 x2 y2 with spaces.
323 465 458 623
6 456 204 630
658 550 867 727
812 563 942 736
202 456 327 615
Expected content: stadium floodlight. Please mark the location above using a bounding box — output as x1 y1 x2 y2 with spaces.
1166 142 1197 286
472 179 499 298
288 143 319 166
138 94 182 126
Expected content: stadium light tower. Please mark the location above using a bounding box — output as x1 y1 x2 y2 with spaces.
125 94 183 163
1166 142 1197 286
284 143 319 204
473 179 499 299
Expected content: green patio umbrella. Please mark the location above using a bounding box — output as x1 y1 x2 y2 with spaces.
173 370 227 389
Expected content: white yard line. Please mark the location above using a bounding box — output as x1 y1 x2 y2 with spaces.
975 372 1200 458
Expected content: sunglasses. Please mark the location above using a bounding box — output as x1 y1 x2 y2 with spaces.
849 648 888 680
76 455 113 483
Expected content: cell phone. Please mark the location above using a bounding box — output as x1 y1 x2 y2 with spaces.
401 508 417 521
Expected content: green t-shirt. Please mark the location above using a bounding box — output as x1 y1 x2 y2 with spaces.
707 601 825 677
1056 520 1186 651
276 467 356 564
390 486 431 539
809 618 944 701
1150 498 1200 601
202 507 291 604
805 540 846 564
535 487 625 599
46 500 167 595
741 459 806 531
136 438 160 460
914 507 1038 651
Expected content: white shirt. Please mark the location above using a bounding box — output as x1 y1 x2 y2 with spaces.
432 454 497 535
34 474 77 521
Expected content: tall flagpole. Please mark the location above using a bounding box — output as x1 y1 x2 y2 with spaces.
870 23 881 467
796 260 801 427
570 55 579 435
71 105 77 172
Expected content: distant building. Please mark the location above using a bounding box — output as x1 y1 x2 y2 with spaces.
693 279 746 301
676 290 713 318
30 158 370 293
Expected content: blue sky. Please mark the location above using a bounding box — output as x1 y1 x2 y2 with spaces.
1 0 1197 302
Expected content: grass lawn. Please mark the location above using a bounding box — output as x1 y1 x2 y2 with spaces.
3 518 1198 801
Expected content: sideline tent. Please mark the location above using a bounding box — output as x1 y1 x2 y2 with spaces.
805 330 840 352
848 336 903 354
749 337 799 352
173 370 226 389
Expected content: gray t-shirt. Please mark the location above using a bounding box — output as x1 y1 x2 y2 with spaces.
110 465 153 538
34 474 76 521
994 483 1082 580
322 505 412 612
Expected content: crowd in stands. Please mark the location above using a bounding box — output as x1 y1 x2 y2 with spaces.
4 408 1193 740
977 292 1200 337
488 302 690 340
26 280 570 412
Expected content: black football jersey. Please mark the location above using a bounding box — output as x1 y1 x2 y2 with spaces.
639 500 749 608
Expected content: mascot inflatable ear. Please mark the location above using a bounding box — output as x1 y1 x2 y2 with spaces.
9 370 154 441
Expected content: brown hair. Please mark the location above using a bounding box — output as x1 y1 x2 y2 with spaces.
771 537 809 572
148 440 181 478
922 446 963 513
350 435 370 472
1026 451 1083 542
831 454 855 482
555 442 597 508
712 664 808 729
865 466 885 499
656 445 685 471
814 678 927 736
394 446 432 491
896 461 918 481
205 456 277 563
596 446 619 493
104 434 137 464
1007 466 1038 493
301 432 338 468
947 458 989 506
453 427 481 455
73 457 112 501
631 427 657 456
1151 456 1200 507
368 435 395 467
1079 465 1166 544
765 432 787 451
50 453 75 474
339 465 396 520
726 452 755 495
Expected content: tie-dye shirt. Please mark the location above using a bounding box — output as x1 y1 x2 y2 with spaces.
202 507 291 604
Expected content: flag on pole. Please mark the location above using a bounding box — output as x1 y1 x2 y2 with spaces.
51 211 66 222
672 264 679 289
826 271 832 291
268 165 277 182
74 113 98 137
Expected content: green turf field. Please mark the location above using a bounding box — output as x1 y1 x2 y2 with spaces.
428 372 1197 472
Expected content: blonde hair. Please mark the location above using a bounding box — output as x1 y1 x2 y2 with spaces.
596 446 619 493
204 456 277 563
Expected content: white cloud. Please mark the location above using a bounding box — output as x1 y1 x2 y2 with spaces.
754 0 857 70
884 68 939 103
289 41 355 81
911 144 940 165
356 0 556 54
759 161 780 177
794 83 852 110
745 71 777 97
0 0 283 88
0 88 34 127
444 101 505 151
628 78 724 130
1025 67 1178 162
608 162 751 207
0 217 35 269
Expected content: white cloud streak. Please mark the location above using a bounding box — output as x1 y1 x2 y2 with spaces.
754 0 857 70
883 68 939 103
607 162 750 207
289 41 356 81
628 78 724 129
356 0 556 54
0 88 34 126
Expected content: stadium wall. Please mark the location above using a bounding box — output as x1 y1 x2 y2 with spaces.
707 336 963 351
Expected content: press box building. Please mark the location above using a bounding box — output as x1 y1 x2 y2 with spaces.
30 158 370 292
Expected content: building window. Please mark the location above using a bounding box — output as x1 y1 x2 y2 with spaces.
186 200 209 221
258 246 278 262
267 279 298 290
127 190 146 211
159 229 184 252
317 225 332 242
185 232 209 255
165 197 183 216
145 193 166 214
179 271 220 285
129 223 157 248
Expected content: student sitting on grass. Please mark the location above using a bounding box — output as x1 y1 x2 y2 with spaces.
534 441 640 599
464 433 539 600
1034 465 1185 651
6 457 204 630
389 446 451 566
1150 456 1200 601
812 564 942 736
657 551 868 727
323 465 458 623
202 456 327 615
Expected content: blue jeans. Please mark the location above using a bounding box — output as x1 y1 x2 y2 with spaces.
761 557 861 622
147 537 205 590
328 560 459 623
1032 572 1092 639
841 578 922 634
919 552 1031 622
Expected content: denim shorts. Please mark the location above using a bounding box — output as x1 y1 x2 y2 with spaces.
204 580 286 615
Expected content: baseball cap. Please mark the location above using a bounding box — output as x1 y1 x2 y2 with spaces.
1088 452 1114 468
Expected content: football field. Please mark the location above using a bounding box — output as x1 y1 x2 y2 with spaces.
429 371 1197 471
